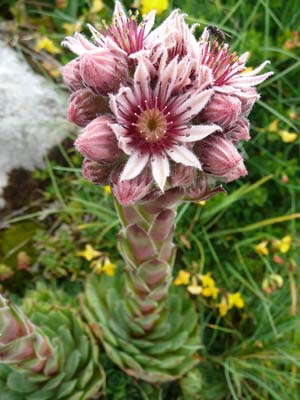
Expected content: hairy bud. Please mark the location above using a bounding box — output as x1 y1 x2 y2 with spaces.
195 135 247 182
67 88 109 127
75 115 121 163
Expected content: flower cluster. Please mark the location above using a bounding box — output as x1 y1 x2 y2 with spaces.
174 269 245 317
77 243 116 276
62 2 272 206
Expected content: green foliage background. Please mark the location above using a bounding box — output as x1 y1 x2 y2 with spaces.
0 0 299 399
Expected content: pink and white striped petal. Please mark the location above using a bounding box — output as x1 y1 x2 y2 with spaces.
166 146 202 169
120 152 150 181
174 89 213 121
151 155 170 191
178 124 221 142
229 71 273 88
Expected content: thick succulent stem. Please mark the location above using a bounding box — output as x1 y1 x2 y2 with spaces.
114 188 184 334
82 188 200 383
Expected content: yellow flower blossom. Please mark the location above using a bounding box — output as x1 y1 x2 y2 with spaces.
35 37 61 54
187 277 202 295
219 297 228 317
77 244 101 261
102 258 117 276
198 200 206 206
219 292 245 317
90 257 116 276
228 292 245 309
90 259 103 274
63 20 83 36
141 0 169 15
198 272 215 288
267 119 279 132
202 286 219 299
278 130 297 143
104 185 112 194
255 241 269 256
273 235 292 253
90 0 104 13
174 270 191 286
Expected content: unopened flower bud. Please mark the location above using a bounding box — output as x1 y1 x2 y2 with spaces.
226 117 250 142
111 167 153 206
67 88 109 127
61 58 83 91
82 158 112 185
237 87 259 116
184 173 224 201
195 135 248 182
170 164 197 187
80 49 128 95
75 115 121 163
201 93 241 128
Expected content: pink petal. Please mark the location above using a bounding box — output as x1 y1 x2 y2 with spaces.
120 152 150 181
143 10 156 37
243 60 270 77
113 1 127 24
175 89 213 121
166 145 202 169
178 124 221 142
229 72 273 88
134 58 151 100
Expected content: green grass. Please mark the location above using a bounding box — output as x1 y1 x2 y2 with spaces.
0 0 300 399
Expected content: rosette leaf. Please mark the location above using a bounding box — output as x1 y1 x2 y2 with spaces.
0 290 104 400
82 271 201 384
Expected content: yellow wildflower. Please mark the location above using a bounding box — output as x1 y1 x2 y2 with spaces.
187 277 202 295
198 200 206 206
63 21 83 36
202 285 219 299
228 292 245 309
255 241 269 256
90 259 103 274
90 257 116 276
102 258 117 276
104 185 112 194
35 37 61 54
219 297 228 317
141 0 169 16
77 244 101 261
198 272 215 288
278 130 297 143
273 235 292 253
90 0 104 13
267 119 279 132
174 270 191 286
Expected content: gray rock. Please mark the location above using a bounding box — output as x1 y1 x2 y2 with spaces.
0 41 72 207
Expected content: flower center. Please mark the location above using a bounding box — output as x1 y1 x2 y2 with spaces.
137 108 167 143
